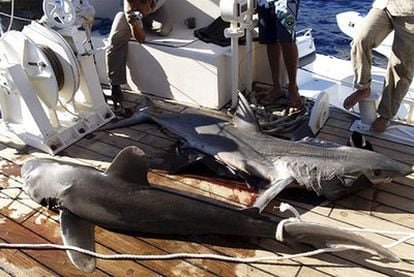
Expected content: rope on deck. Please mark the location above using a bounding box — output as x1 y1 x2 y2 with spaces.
0 203 412 264
0 242 362 262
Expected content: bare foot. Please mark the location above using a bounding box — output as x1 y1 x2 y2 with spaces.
343 87 371 110
287 91 304 116
370 117 390 133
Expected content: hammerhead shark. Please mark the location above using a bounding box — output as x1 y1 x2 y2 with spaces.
103 94 412 210
21 146 401 272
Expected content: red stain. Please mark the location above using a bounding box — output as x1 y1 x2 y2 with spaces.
0 162 21 177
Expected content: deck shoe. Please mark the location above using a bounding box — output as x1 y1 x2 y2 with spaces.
104 85 124 111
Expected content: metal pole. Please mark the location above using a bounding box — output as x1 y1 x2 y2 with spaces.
245 0 254 103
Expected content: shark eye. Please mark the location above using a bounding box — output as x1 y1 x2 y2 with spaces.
373 170 382 176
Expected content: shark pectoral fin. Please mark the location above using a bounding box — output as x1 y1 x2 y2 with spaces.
60 209 96 272
283 221 401 263
253 177 295 212
105 146 150 185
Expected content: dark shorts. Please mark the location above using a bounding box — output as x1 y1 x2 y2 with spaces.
258 0 300 44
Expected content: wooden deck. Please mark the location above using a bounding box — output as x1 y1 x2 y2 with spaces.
0 91 413 276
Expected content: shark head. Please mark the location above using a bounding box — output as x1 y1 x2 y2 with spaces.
22 158 99 272
356 152 412 184
281 141 413 201
21 158 71 209
329 146 413 191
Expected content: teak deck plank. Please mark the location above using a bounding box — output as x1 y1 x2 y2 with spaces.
0 213 108 276
0 94 413 276
0 235 57 276
23 213 161 277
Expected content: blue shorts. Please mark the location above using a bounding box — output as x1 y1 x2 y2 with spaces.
258 0 300 44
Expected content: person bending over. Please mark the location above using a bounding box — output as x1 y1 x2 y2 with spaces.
343 0 414 133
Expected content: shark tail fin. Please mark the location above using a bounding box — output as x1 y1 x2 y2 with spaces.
284 221 401 262
60 209 96 272
100 96 153 130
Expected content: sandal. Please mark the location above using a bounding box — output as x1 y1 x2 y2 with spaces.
287 97 305 116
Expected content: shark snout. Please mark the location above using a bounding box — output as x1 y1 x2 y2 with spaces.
368 160 413 182
392 162 412 176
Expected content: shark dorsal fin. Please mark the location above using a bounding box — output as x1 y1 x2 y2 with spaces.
233 92 261 133
105 146 150 185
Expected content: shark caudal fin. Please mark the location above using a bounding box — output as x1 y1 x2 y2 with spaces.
105 146 150 185
284 221 401 262
100 96 153 130
60 209 96 272
233 92 262 133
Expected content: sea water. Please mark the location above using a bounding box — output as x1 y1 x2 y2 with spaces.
0 0 386 66
297 0 388 67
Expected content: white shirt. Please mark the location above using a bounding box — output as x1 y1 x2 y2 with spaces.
372 0 388 9
373 0 414 16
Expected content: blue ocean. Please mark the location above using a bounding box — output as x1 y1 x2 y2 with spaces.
297 0 387 67
0 0 386 67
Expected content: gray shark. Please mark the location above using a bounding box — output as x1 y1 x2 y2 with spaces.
21 146 400 272
103 94 412 210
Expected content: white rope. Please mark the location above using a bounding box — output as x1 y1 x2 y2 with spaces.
0 11 32 22
0 0 14 38
6 0 14 33
279 202 302 220
0 202 412 263
275 218 296 242
342 228 414 249
275 202 302 242
0 242 362 263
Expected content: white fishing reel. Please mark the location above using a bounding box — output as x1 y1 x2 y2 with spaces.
42 0 96 31
42 0 77 29
0 1 113 155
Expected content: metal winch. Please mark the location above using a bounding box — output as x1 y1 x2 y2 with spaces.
0 0 114 154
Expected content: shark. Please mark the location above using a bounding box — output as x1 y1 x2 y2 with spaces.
21 146 401 272
102 94 413 210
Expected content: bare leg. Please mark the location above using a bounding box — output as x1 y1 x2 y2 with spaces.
263 43 284 104
280 42 301 108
